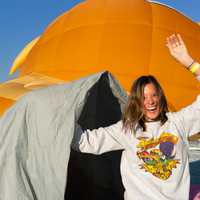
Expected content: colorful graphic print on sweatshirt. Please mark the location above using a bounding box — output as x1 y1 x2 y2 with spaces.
136 132 180 180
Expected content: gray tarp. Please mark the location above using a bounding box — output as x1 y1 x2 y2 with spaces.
0 71 128 200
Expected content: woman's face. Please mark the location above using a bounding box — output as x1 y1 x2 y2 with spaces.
143 83 159 121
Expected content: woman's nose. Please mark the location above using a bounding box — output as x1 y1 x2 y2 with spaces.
147 97 154 104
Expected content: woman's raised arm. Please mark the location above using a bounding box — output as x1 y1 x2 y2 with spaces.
166 34 200 77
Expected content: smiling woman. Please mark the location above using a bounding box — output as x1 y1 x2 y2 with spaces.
72 34 200 200
121 75 168 133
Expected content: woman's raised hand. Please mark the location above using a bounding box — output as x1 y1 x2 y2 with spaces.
166 34 193 68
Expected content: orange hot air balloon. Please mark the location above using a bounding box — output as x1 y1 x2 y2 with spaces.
1 0 200 117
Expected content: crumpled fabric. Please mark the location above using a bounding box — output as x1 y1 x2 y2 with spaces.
0 71 128 200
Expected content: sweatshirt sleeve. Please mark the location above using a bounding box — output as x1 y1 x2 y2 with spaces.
175 76 200 137
72 121 126 155
177 95 200 137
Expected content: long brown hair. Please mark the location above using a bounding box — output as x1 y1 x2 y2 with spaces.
122 75 169 133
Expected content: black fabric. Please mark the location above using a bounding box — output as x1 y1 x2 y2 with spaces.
65 73 125 200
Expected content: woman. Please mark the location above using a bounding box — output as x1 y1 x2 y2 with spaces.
72 34 200 200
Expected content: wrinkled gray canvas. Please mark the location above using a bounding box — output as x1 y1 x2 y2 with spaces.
0 71 128 200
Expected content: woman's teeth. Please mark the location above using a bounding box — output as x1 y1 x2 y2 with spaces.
147 107 156 111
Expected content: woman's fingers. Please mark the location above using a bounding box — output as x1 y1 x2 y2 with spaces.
169 35 179 48
177 34 185 46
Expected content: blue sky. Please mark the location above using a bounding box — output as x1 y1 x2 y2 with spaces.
1 0 200 83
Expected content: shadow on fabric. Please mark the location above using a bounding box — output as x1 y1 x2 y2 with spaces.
189 160 200 185
65 73 125 200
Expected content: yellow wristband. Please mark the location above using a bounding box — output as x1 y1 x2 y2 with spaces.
190 62 200 73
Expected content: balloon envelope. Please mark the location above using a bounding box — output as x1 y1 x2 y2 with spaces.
3 0 200 114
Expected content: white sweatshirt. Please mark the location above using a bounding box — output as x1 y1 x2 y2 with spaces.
72 81 200 200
